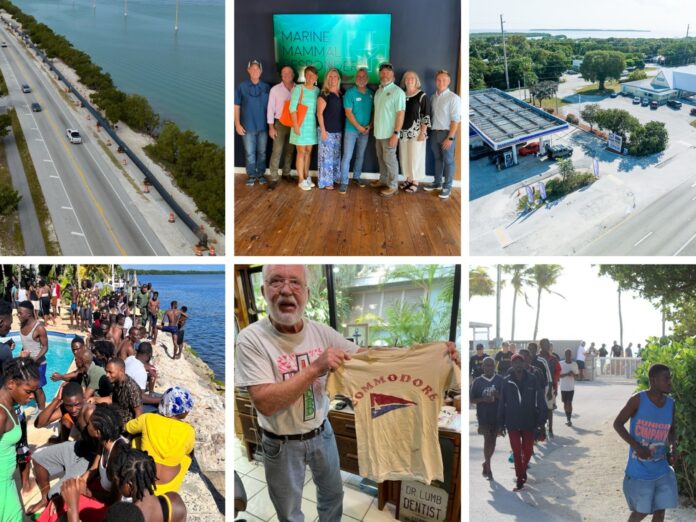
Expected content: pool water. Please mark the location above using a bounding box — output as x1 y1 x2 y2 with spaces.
4 333 76 406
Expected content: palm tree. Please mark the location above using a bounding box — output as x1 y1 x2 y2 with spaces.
618 286 624 348
502 265 533 341
531 265 565 340
469 267 494 300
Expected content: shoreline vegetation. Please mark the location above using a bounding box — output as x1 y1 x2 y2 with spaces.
0 0 224 232
127 269 225 275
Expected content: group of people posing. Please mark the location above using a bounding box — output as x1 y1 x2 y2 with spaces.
235 60 461 198
0 279 196 521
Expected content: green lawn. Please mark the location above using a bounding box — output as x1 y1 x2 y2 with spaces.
575 81 621 96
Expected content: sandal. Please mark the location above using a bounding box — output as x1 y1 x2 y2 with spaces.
399 180 413 190
405 183 418 193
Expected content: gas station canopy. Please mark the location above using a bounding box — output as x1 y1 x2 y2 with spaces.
470 88 569 151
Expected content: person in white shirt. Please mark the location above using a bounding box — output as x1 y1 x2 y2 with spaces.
575 340 587 381
560 350 580 426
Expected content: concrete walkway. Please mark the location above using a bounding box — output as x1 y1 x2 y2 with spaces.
2 106 46 254
469 380 634 521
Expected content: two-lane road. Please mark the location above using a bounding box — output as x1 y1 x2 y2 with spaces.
0 24 169 255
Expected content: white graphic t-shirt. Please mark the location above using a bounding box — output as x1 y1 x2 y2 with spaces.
235 317 358 435
327 342 461 484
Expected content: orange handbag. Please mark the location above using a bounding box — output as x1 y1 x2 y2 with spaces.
279 86 307 127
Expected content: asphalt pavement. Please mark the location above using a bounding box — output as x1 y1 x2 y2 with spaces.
0 24 169 255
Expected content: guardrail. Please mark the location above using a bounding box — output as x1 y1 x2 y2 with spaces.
6 23 207 244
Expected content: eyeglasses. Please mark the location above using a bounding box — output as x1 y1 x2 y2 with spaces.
265 277 305 291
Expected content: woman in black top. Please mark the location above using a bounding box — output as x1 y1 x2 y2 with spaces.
317 68 345 190
398 71 430 193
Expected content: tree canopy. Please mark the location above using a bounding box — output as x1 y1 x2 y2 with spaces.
580 50 626 90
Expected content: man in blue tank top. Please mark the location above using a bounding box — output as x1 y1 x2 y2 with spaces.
613 364 678 522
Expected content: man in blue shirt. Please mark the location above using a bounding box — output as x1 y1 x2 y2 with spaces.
235 60 271 186
339 68 373 192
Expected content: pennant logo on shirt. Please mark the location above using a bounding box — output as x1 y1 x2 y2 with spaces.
370 393 416 419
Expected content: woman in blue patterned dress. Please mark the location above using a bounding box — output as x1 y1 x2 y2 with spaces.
316 68 345 190
290 66 319 191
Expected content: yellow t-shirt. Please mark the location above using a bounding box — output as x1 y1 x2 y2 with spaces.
327 342 460 484
125 413 195 466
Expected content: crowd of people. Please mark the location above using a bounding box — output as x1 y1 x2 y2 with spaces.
0 277 196 522
235 61 461 198
470 341 678 521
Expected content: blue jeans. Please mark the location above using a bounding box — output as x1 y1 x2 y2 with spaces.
430 130 456 189
242 129 268 178
262 421 343 522
340 130 369 184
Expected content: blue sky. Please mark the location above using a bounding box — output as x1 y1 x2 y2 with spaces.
121 265 224 271
470 0 693 32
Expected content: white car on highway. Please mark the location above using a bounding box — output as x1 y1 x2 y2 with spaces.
66 128 82 144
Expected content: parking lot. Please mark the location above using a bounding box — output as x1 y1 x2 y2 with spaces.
470 72 696 255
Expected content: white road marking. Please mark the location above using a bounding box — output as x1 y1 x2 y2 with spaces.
49 175 59 179
61 206 72 210
633 232 653 247
674 232 696 256
43 159 52 163
34 138 43 142
70 231 85 237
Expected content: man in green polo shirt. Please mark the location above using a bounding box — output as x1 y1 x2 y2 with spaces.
371 63 405 198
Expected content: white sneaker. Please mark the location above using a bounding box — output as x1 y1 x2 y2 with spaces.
307 177 316 187
299 179 312 191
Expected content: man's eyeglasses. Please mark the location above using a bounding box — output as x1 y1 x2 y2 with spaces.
266 278 305 291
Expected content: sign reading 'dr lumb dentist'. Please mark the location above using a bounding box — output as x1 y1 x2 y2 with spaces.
272 14 391 84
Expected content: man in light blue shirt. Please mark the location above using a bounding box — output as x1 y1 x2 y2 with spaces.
235 60 271 186
371 63 405 197
339 68 373 192
424 70 461 199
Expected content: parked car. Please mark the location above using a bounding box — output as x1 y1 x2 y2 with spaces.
633 96 641 104
547 144 574 159
65 128 81 144
667 100 683 109
690 107 696 116
650 101 659 110
21 84 31 93
641 98 650 106
1 42 7 48
565 69 579 75
469 144 493 161
610 92 619 98
518 142 540 156
31 102 41 112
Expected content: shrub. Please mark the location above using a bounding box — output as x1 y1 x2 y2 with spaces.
0 184 21 214
636 338 696 505
566 113 579 124
628 121 669 156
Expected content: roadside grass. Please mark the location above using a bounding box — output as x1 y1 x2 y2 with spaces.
690 120 696 129
0 134 24 254
575 81 621 95
518 171 597 211
9 108 60 254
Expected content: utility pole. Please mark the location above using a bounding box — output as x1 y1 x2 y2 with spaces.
175 0 180 32
495 265 502 348
687 24 690 38
500 14 510 90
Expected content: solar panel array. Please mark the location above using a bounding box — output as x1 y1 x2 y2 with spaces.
470 88 567 146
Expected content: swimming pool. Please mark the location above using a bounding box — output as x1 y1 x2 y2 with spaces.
3 332 76 406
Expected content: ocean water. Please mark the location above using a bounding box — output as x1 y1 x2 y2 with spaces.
12 0 224 145
135 273 225 381
472 28 687 39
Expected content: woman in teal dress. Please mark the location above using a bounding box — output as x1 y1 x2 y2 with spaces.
0 358 40 522
290 65 319 191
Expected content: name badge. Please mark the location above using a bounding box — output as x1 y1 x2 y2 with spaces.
356 97 362 101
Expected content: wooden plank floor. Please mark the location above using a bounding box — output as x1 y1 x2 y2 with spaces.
234 174 461 256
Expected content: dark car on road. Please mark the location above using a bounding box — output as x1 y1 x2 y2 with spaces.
31 102 41 112
546 144 574 159
667 100 682 109
641 98 650 106
610 92 619 98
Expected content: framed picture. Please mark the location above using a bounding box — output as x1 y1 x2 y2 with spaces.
346 323 369 347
